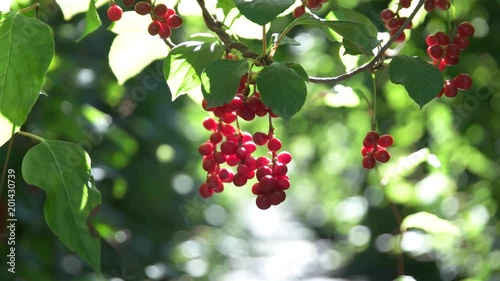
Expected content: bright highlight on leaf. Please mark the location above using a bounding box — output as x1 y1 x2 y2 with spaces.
389 55 444 108
22 139 102 273
401 211 460 236
164 41 225 101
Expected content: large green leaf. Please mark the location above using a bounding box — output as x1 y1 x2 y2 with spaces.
22 139 101 273
76 0 101 41
164 41 225 101
201 59 248 107
256 62 308 120
234 0 294 26
282 13 379 56
389 55 444 108
0 11 54 146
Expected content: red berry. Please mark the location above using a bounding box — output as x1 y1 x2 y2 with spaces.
374 150 391 163
435 0 450 10
445 44 461 58
276 176 291 190
214 152 226 164
221 140 237 155
444 79 458 97
267 138 282 152
362 155 376 169
437 59 447 71
378 134 394 148
426 35 437 46
444 55 459 66
277 151 292 164
361 146 372 156
306 0 322 10
235 147 248 160
365 131 379 145
392 30 406 43
259 175 277 193
454 74 472 90
237 164 251 177
226 155 240 166
273 163 288 177
434 32 450 46
232 173 247 186
458 22 475 38
454 36 470 50
218 168 234 183
166 14 183 29
134 1 151 15
198 142 213 156
148 20 162 36
159 24 172 39
424 0 435 12
427 45 444 60
165 8 176 18
237 108 255 121
107 4 123 21
199 183 213 198
380 9 395 21
269 190 286 205
293 5 306 18
252 183 263 195
210 132 223 144
255 156 271 168
256 194 271 210
253 132 268 146
400 0 411 8
229 96 244 111
243 141 257 154
202 156 216 172
123 0 135 7
246 96 266 112
256 166 273 181
202 117 217 131
386 18 401 30
154 4 168 18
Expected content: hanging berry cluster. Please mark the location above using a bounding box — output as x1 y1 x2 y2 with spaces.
198 76 292 210
292 0 329 18
379 0 415 43
361 131 394 169
106 0 183 39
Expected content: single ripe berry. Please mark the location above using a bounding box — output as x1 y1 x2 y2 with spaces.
374 150 391 163
198 142 213 156
392 30 406 43
306 0 322 10
253 132 268 146
378 134 394 148
293 5 306 18
426 35 437 46
107 4 123 21
362 155 376 169
154 4 168 18
166 14 183 29
148 20 162 36
365 131 379 145
435 0 450 10
400 0 412 8
444 79 458 98
159 24 172 38
454 74 472 90
427 45 443 60
134 1 152 15
267 138 282 152
277 151 292 165
386 18 401 30
202 117 217 131
424 0 435 12
458 22 475 38
445 44 461 58
434 31 450 46
256 194 271 210
123 0 135 7
454 36 470 50
444 55 459 66
380 9 395 21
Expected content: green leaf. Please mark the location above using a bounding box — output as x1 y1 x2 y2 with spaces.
201 59 248 107
76 0 101 41
389 55 444 108
234 0 294 25
285 63 309 82
270 33 301 48
329 8 378 38
0 11 54 144
401 212 460 236
283 13 379 56
164 41 225 101
217 0 236 15
256 62 307 120
22 139 101 273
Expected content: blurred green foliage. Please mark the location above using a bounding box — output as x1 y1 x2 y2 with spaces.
1 0 499 281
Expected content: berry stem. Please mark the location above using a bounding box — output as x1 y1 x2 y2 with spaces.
371 72 377 131
309 0 425 84
18 3 40 13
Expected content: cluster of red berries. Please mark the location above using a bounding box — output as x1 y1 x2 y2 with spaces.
424 0 451 12
437 73 473 98
361 131 394 169
292 0 329 18
379 0 415 43
426 22 475 71
107 0 183 39
198 76 292 210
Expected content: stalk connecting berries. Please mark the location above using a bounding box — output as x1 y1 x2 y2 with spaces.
198 73 291 210
106 0 183 39
292 0 329 18
361 131 394 169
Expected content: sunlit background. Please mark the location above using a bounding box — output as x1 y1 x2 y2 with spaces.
1 0 500 280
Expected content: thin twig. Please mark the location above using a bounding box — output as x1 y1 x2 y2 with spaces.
308 0 425 84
